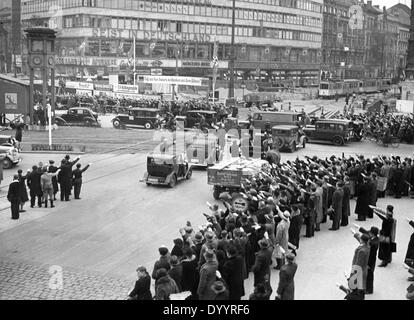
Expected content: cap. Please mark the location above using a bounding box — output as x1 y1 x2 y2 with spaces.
194 232 204 243
204 249 215 261
286 253 295 262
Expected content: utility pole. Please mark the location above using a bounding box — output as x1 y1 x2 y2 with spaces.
228 0 236 99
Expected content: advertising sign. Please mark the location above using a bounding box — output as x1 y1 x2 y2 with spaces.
65 81 94 90
5 93 18 110
139 76 208 86
396 100 414 113
113 84 139 93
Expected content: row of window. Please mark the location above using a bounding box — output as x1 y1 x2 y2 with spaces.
22 0 322 14
59 16 322 42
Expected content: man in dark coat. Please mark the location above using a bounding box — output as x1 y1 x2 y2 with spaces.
27 165 43 208
180 248 199 298
405 219 414 269
72 162 91 199
355 175 370 221
288 204 303 249
341 178 351 226
355 226 379 294
17 169 29 213
252 239 273 287
197 250 219 300
58 156 80 201
276 253 298 300
7 174 20 220
128 266 152 300
329 182 343 230
374 205 396 267
222 245 245 300
393 163 404 198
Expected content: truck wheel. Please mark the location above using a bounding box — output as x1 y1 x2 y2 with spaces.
145 122 152 130
2 158 12 169
213 186 221 200
169 175 177 188
333 136 344 146
113 119 122 129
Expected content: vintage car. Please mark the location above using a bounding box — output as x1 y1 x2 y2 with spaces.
250 111 304 130
271 125 306 152
0 135 21 169
207 158 271 200
143 153 192 188
186 136 220 168
182 110 219 130
112 108 160 130
303 119 353 146
54 107 100 127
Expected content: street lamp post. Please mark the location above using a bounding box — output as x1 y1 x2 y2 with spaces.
228 0 236 99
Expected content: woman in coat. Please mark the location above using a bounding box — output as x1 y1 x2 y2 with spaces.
17 169 29 212
180 248 199 298
274 207 290 269
128 266 152 300
154 268 179 300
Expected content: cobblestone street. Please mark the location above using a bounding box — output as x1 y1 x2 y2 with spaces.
0 259 131 300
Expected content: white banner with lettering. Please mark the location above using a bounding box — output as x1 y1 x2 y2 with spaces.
113 84 139 93
139 76 208 86
66 81 94 90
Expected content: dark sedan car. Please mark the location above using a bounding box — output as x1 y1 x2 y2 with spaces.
54 107 100 127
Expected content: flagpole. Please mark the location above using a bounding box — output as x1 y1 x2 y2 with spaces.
133 36 136 86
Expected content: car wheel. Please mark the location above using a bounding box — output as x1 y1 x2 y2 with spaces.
186 168 192 180
333 136 344 146
144 122 152 130
169 175 177 188
2 158 12 169
113 119 122 129
275 137 284 149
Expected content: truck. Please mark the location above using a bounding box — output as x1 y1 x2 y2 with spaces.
207 158 271 200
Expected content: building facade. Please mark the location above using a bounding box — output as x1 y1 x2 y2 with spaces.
21 0 323 91
321 0 411 82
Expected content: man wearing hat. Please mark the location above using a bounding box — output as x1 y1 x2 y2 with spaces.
7 174 20 220
72 162 91 200
198 232 218 269
374 205 397 268
329 181 343 231
252 238 273 287
197 249 218 300
350 229 371 299
48 160 59 201
355 174 371 221
191 232 204 262
274 207 290 269
211 280 229 300
222 245 245 300
58 156 80 201
128 266 152 300
276 253 298 300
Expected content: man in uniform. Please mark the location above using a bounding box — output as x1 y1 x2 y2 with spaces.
72 163 91 199
58 156 80 201
7 174 20 220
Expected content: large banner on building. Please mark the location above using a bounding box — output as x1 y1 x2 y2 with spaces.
138 76 208 86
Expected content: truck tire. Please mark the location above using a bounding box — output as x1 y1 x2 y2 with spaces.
213 186 221 200
113 119 122 129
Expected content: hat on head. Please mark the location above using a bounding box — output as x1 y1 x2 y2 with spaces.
155 268 168 279
184 226 193 233
136 266 147 273
258 239 269 249
76 163 81 168
65 155 70 160
370 226 379 236
211 281 226 294
386 205 394 213
205 232 214 242
204 249 216 261
173 238 183 246
360 234 370 243
170 255 180 266
158 246 169 256
49 160 55 164
286 253 295 262
17 169 22 173
193 232 204 244
283 211 291 219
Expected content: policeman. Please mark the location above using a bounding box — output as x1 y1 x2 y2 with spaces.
72 163 91 200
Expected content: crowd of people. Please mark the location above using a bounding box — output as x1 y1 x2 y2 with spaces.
128 153 414 300
7 155 91 220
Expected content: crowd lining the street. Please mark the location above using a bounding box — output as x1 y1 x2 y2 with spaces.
129 153 414 300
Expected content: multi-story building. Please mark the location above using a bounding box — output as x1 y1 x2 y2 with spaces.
321 0 366 80
21 0 323 92
0 0 22 75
